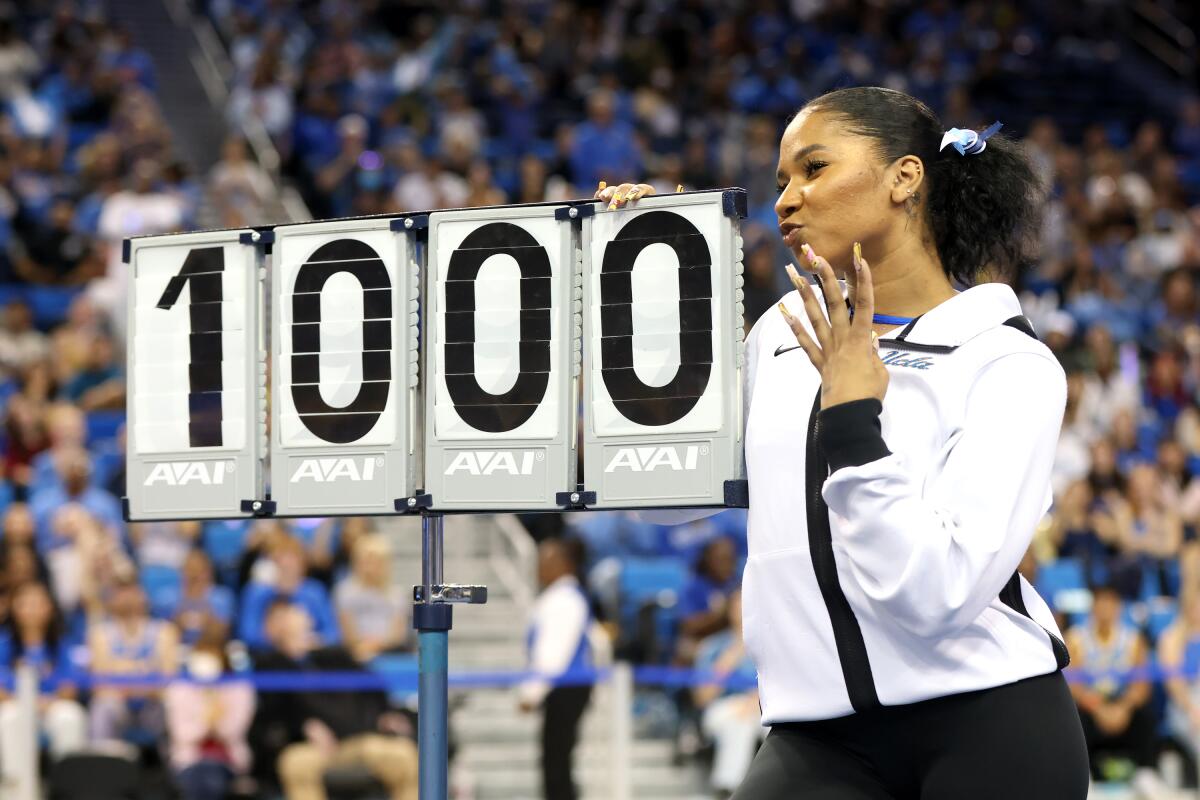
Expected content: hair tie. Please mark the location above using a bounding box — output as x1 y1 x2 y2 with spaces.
939 121 1003 156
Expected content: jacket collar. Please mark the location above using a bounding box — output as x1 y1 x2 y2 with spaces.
877 283 1023 348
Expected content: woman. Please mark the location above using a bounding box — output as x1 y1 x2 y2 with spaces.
0 582 87 778
600 86 1089 798
333 533 409 662
164 624 256 800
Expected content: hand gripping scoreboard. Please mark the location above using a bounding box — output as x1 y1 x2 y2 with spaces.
124 189 750 520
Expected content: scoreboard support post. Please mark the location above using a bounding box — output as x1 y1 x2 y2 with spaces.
413 512 487 800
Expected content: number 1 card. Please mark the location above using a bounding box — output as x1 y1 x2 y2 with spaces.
125 230 266 520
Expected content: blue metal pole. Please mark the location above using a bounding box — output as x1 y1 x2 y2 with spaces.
418 627 449 800
415 512 451 800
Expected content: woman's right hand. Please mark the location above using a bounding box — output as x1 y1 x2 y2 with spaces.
594 182 656 210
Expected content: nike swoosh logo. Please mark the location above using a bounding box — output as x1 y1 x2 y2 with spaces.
773 343 802 357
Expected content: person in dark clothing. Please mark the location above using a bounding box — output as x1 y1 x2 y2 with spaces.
249 600 416 800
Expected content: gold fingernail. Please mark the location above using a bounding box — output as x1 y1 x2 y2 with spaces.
800 243 816 266
853 242 862 267
777 302 790 317
676 184 684 193
598 181 607 191
613 191 625 204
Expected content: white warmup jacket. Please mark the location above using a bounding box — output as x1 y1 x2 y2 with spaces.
648 282 1069 723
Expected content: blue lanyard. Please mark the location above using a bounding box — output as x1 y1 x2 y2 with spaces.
872 313 917 325
850 309 917 325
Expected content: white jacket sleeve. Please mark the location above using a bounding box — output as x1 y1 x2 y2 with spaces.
820 351 1066 639
518 584 590 706
634 313 763 526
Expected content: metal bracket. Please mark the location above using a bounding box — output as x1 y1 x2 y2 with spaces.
723 479 749 507
721 188 748 219
390 214 429 233
238 230 275 246
556 487 597 509
121 239 132 264
395 493 433 513
413 584 489 605
240 497 277 517
555 203 597 222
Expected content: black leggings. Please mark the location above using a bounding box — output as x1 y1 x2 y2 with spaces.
732 671 1089 800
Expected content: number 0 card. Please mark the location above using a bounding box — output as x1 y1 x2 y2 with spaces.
125 230 266 520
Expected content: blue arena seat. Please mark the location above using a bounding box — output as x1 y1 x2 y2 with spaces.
25 285 83 329
85 411 125 448
139 564 181 618
1036 558 1087 612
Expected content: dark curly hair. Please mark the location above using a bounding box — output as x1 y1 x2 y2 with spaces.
804 86 1046 286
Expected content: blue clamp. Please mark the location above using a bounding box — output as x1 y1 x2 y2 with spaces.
723 479 749 507
238 230 275 246
555 203 597 222
390 214 429 233
721 189 748 219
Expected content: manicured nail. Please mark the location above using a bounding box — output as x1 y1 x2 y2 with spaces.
676 184 684 193
853 242 863 270
785 262 799 285
777 302 791 318
598 181 607 191
800 243 816 266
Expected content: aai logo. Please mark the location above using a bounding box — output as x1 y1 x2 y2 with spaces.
144 461 228 487
604 445 702 473
290 458 378 483
444 451 537 476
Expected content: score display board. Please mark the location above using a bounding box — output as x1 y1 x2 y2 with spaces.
125 230 265 520
126 190 748 520
270 218 420 515
582 191 747 508
424 206 578 510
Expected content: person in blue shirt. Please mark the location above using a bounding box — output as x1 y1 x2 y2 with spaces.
171 550 236 646
238 535 339 650
0 581 87 778
677 536 740 662
29 446 124 552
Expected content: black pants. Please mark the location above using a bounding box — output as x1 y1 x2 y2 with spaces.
732 671 1089 800
541 685 592 800
1079 700 1158 775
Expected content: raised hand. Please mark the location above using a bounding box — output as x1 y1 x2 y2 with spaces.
777 242 889 409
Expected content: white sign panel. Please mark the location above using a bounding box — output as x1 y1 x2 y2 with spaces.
125 230 265 519
424 205 579 509
270 218 419 514
582 189 747 507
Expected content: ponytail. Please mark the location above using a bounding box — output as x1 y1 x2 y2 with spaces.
806 87 1046 285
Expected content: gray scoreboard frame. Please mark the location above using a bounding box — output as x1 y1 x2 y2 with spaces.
124 229 266 520
422 204 580 511
269 216 421 517
581 189 748 509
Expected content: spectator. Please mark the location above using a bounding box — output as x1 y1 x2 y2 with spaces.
88 577 180 748
165 623 256 800
59 330 123 411
692 591 760 799
334 533 408 663
239 534 339 649
519 537 598 800
676 536 739 661
0 299 47 381
208 136 275 223
0 581 86 778
29 445 123 550
172 549 236 645
251 601 417 800
1066 584 1158 781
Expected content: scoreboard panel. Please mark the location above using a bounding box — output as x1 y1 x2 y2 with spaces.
125 230 265 520
423 206 579 510
270 218 419 515
582 190 747 507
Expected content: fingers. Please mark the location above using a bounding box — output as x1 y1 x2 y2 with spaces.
777 302 824 370
594 182 656 209
785 262 832 352
850 241 875 342
799 244 849 337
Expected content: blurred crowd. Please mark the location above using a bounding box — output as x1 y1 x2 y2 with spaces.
0 0 1198 797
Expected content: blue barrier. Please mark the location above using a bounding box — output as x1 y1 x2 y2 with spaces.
27 663 1184 692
